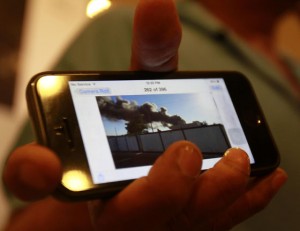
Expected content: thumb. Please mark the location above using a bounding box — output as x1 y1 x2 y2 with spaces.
3 144 62 201
92 141 202 230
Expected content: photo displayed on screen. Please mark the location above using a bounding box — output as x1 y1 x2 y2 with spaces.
96 94 230 169
69 78 254 184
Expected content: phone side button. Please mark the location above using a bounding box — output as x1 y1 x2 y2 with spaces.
53 118 75 150
63 118 75 150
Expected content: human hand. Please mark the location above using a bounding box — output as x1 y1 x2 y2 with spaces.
2 0 287 230
3 143 287 231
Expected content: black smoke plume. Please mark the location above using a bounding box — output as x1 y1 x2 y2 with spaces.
96 96 186 134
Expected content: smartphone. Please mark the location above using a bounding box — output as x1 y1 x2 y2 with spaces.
26 71 280 200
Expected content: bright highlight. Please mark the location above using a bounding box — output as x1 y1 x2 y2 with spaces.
62 170 90 191
86 0 112 18
37 75 64 97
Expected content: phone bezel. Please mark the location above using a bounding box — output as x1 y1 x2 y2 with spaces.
26 71 280 200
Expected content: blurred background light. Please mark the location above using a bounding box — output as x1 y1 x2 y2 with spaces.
86 0 112 18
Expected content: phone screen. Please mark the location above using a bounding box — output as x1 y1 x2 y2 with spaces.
68 78 255 185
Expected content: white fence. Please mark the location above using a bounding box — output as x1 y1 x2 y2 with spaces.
107 124 230 156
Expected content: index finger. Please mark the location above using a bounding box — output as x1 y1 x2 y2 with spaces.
131 0 182 71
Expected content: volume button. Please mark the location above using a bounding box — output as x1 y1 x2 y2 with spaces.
62 117 74 149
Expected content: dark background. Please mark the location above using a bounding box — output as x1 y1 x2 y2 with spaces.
0 0 27 106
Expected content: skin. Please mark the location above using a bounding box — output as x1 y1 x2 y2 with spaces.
2 0 288 230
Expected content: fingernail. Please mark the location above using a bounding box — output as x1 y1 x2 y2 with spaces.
177 143 202 177
223 147 250 175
